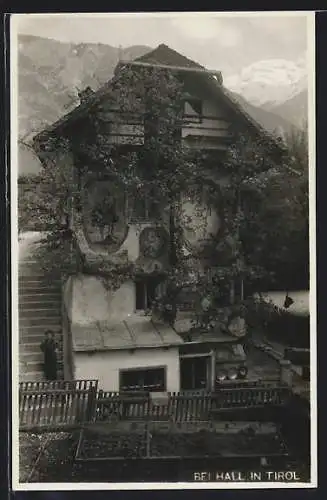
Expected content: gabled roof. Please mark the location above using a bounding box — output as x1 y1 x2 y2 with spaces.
135 45 274 139
32 43 278 148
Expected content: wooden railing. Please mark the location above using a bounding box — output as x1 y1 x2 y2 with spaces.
19 381 292 430
95 386 291 423
19 380 98 430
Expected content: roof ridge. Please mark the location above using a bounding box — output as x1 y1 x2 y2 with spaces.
136 43 204 69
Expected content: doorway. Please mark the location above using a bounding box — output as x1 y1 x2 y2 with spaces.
180 356 209 391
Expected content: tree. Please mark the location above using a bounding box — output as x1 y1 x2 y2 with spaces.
240 125 309 291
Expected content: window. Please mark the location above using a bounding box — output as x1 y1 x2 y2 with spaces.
180 357 208 390
135 279 159 310
133 197 147 219
184 98 203 123
129 193 160 220
120 367 166 392
187 98 203 116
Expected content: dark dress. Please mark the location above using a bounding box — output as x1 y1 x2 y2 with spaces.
40 338 58 380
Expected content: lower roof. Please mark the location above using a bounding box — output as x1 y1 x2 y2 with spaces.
72 315 184 352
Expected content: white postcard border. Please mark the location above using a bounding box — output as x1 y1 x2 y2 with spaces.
10 10 317 490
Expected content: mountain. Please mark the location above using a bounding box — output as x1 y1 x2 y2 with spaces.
227 91 295 137
224 57 307 108
267 90 308 129
18 35 152 141
224 56 307 129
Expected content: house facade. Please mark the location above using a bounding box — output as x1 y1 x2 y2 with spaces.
29 45 280 392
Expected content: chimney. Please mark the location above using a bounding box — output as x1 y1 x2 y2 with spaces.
217 71 223 85
213 71 223 85
78 86 94 104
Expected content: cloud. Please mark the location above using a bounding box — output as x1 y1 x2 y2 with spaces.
13 12 308 75
170 17 241 47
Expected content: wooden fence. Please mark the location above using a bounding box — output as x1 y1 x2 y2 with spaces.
19 380 291 430
19 380 98 430
95 386 291 422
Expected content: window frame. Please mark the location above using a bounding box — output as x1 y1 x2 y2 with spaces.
119 365 167 392
183 98 203 124
134 277 164 312
127 193 161 222
180 355 209 391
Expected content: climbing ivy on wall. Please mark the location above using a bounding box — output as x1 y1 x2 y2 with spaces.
22 64 309 326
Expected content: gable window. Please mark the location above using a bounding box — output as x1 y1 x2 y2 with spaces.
120 367 166 392
184 98 203 123
187 98 203 116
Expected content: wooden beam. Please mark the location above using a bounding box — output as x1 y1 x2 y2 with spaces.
117 60 223 81
179 353 211 359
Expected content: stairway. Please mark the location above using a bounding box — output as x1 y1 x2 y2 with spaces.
19 266 64 382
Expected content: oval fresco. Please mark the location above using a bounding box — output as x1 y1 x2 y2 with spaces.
83 179 129 253
181 186 221 253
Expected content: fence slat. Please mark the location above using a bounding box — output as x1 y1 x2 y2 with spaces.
19 382 292 430
19 380 98 430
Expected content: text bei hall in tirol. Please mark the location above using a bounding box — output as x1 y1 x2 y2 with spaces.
193 471 301 482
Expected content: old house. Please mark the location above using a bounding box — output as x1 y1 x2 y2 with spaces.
25 44 282 391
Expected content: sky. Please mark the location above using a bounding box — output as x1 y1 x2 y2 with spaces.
13 12 310 77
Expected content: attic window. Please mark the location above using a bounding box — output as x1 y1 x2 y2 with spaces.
183 98 203 124
185 98 202 116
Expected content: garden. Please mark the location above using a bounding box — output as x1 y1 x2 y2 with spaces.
19 417 310 483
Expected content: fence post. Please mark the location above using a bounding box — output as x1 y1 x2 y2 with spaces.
279 359 293 387
210 352 216 391
86 386 97 423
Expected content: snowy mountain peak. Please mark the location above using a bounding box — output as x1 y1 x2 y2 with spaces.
224 57 307 109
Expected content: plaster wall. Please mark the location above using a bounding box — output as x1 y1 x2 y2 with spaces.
74 346 180 392
65 275 136 324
